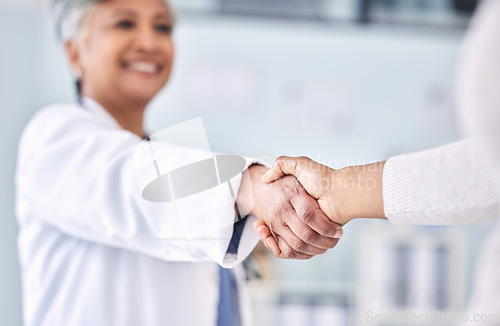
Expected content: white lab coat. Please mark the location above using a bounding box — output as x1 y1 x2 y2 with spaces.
15 97 260 326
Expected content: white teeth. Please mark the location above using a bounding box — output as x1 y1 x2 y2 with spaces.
126 62 159 73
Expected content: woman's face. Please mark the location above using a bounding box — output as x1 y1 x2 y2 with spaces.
69 0 174 104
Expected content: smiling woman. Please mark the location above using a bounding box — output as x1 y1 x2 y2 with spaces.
57 0 175 136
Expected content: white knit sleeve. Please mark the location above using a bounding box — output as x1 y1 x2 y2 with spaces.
383 139 500 226
457 0 500 178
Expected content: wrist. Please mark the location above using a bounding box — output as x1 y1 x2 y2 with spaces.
236 164 268 218
333 161 386 222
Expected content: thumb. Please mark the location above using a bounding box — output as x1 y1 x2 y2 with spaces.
263 156 299 183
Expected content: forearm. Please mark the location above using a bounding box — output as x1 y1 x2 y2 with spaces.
382 139 500 225
332 139 500 226
333 161 386 223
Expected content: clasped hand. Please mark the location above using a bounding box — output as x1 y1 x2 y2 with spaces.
240 164 342 260
247 156 385 259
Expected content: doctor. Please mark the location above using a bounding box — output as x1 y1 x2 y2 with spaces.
15 0 343 325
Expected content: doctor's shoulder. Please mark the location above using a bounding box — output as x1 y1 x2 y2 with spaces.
20 102 108 141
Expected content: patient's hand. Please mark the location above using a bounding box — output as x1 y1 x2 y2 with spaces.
264 157 343 224
239 165 342 260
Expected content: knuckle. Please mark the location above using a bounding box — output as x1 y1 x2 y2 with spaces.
295 157 309 172
276 156 287 163
269 223 281 236
272 204 289 226
312 217 335 236
283 177 302 197
299 206 316 224
277 214 290 229
277 203 289 221
280 245 295 259
291 239 307 253
302 228 318 244
286 250 298 259
276 237 294 259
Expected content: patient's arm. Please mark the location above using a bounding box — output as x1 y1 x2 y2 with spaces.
254 157 385 258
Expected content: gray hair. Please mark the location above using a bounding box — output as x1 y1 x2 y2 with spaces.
52 0 173 43
52 0 103 43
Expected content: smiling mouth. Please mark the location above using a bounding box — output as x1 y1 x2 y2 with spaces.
124 61 161 74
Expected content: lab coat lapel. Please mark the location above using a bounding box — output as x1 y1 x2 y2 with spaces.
80 97 123 130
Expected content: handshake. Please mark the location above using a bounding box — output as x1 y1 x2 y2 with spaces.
243 156 386 260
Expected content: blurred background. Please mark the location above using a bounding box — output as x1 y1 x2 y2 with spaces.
1 0 495 325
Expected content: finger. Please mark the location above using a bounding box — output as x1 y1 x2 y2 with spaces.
290 192 343 239
253 220 267 231
275 235 315 260
253 220 267 233
257 232 270 249
253 221 270 249
257 225 274 251
263 156 304 183
265 233 285 258
258 225 287 258
286 218 340 250
262 162 286 183
254 221 285 257
273 223 327 257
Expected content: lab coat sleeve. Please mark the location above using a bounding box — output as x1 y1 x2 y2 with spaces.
16 105 260 267
383 139 500 226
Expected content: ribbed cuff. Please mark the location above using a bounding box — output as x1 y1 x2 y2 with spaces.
383 139 500 226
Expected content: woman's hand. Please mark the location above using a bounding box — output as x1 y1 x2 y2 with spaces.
239 165 343 260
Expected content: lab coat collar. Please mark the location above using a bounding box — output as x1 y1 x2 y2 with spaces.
80 96 122 130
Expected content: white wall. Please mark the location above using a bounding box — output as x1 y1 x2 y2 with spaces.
147 15 465 162
0 7 42 326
